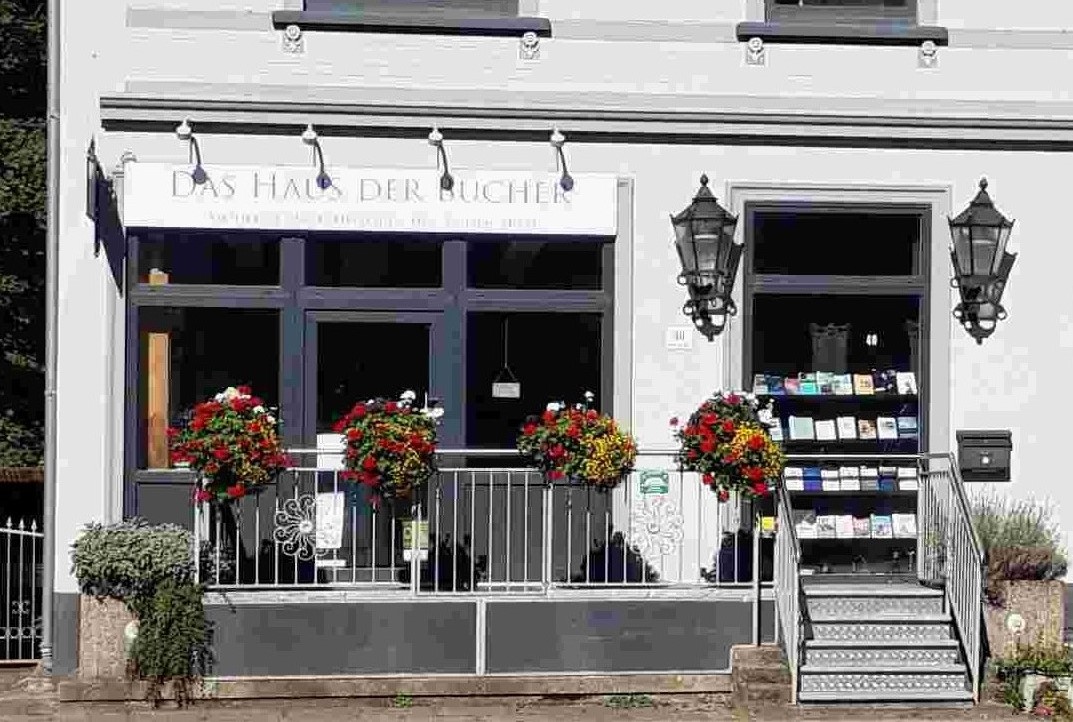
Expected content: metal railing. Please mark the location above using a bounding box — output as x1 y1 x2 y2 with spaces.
918 452 984 703
1 518 42 663
193 449 771 592
773 484 802 704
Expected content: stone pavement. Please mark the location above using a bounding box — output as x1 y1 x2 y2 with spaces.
0 694 1026 722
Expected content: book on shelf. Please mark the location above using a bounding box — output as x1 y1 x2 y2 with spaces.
768 420 784 442
899 478 919 491
803 478 823 492
816 371 835 395
853 516 872 538
860 466 879 491
896 371 918 395
768 376 785 395
874 369 898 394
794 510 818 539
784 377 801 395
870 514 894 539
835 514 855 539
896 416 918 440
897 466 918 479
788 416 816 441
832 374 854 395
799 373 819 395
878 477 897 492
892 513 918 539
878 465 898 479
876 416 899 440
836 416 858 440
814 419 838 441
752 373 769 395
853 373 875 395
839 466 861 491
821 468 840 492
858 419 878 440
784 476 804 491
816 515 838 539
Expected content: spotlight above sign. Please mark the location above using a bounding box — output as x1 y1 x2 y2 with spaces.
120 163 620 236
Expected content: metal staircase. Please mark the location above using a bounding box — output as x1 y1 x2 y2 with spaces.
774 453 984 706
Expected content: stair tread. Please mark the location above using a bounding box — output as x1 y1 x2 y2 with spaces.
801 665 967 675
806 639 960 648
806 587 943 598
798 690 975 703
811 614 951 623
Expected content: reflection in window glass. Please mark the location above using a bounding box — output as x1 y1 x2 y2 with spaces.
751 212 921 276
137 232 280 285
307 236 442 288
137 307 280 469
467 240 604 290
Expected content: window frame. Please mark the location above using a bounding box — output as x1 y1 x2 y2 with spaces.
766 0 918 25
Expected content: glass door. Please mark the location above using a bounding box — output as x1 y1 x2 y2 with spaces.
301 311 450 585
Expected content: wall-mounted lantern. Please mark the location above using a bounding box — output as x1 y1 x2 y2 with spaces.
948 178 1017 344
670 174 742 340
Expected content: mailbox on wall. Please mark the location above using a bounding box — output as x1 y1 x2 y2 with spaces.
956 430 1012 482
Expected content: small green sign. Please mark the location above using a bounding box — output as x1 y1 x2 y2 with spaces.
401 519 430 550
639 469 669 495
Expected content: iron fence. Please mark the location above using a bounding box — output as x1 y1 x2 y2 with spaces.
1 518 42 663
194 449 771 592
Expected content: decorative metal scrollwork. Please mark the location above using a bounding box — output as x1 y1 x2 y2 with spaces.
629 496 685 557
273 495 317 560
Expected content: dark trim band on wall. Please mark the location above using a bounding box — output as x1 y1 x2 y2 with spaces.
271 10 551 38
736 21 948 47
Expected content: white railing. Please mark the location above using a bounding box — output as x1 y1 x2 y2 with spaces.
194 449 770 593
1 518 42 663
918 453 984 703
773 484 801 704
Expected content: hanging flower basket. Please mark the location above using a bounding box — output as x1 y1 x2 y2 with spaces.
333 390 442 508
516 392 638 492
169 386 291 505
672 390 785 502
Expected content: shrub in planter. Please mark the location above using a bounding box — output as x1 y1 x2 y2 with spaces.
70 519 210 707
993 639 1073 715
516 392 638 491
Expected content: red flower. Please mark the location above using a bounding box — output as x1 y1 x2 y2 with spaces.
726 393 740 405
701 413 718 427
566 425 581 438
702 473 714 486
751 481 769 496
237 385 252 396
352 403 367 418
744 466 764 482
721 420 735 434
549 444 566 459
687 450 698 460
548 469 564 480
191 417 206 431
385 401 398 413
346 427 363 441
699 438 716 454
212 447 229 461
332 418 346 433
669 417 679 427
542 410 556 425
362 455 377 471
586 410 598 420
523 423 537 436
717 488 730 502
747 435 765 451
193 488 213 503
226 483 246 499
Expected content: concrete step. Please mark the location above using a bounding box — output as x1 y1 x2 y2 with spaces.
803 640 962 668
810 617 953 642
805 588 945 619
798 689 975 704
798 668 970 697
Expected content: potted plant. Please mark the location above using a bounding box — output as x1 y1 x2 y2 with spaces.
671 390 785 502
169 385 290 504
516 391 638 491
971 490 1068 658
993 638 1073 716
333 390 442 509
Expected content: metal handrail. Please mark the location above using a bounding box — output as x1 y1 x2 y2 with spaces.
774 482 802 704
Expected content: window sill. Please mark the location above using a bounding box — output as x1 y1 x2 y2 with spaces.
736 21 948 47
271 10 551 38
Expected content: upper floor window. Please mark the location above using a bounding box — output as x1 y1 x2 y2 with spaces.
767 0 917 24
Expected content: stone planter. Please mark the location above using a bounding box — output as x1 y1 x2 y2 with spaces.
1020 674 1073 712
77 595 135 680
984 580 1066 659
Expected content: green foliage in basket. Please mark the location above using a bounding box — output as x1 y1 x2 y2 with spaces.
71 519 193 601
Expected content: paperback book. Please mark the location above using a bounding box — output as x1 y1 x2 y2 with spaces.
853 516 872 538
896 416 918 440
799 373 819 395
752 373 769 395
821 468 841 492
896 371 918 395
870 514 894 539
892 513 918 539
832 374 855 395
835 515 855 539
816 515 838 539
876 416 899 440
784 377 801 395
789 416 816 441
794 510 818 539
853 374 875 395
816 372 835 395
836 416 858 440
858 419 878 440
814 419 838 441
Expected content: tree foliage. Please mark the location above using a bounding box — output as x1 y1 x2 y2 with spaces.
0 0 46 466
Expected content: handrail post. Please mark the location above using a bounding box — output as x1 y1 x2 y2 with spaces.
752 498 761 646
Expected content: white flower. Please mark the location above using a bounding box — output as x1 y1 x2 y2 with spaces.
400 390 417 403
265 414 276 425
546 402 562 412
583 390 595 402
253 405 265 414
424 407 445 420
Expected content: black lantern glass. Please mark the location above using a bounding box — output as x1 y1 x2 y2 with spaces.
670 174 741 340
948 178 1017 344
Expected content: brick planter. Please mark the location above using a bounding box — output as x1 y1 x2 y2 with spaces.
984 580 1065 659
77 595 135 680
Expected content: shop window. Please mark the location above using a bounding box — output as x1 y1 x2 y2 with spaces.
137 307 280 469
751 211 921 276
467 240 605 290
306 236 443 288
136 231 280 286
303 0 518 15
465 311 602 450
767 0 917 23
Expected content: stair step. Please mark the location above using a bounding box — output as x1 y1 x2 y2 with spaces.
798 671 969 696
806 593 945 618
803 644 961 668
810 621 952 642
801 665 967 675
810 614 950 624
798 689 975 704
805 586 942 598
